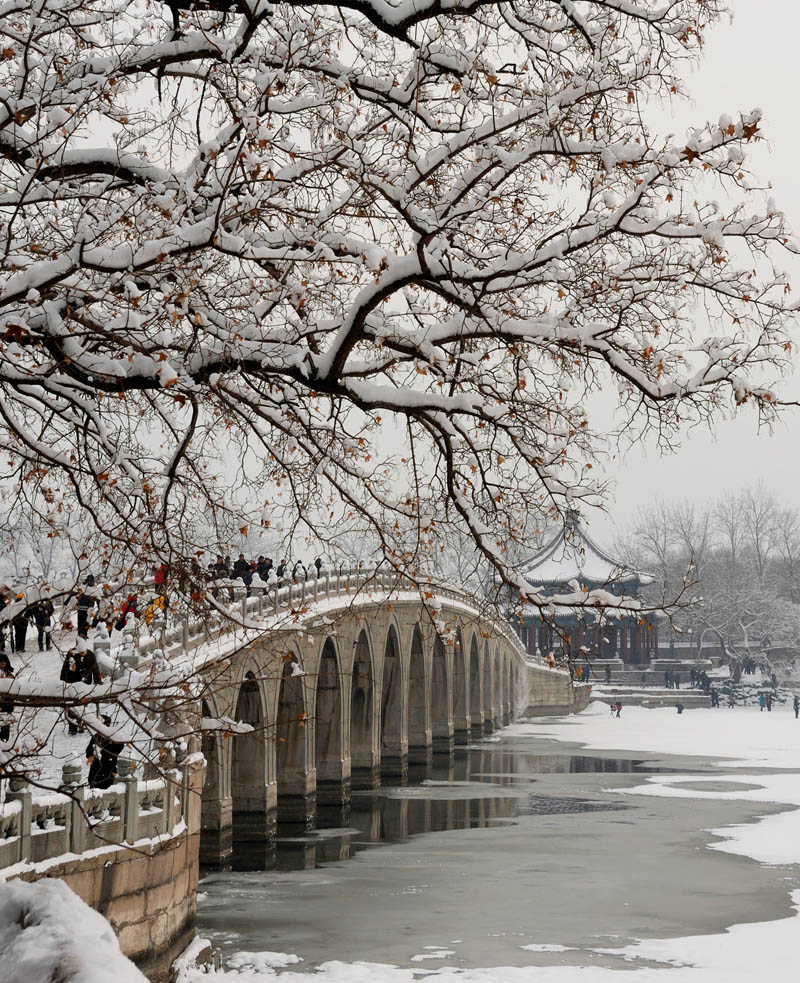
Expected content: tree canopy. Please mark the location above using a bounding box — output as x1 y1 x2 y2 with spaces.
0 0 795 604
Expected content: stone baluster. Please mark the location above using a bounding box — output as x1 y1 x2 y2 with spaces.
7 777 32 862
118 756 139 843
94 621 111 669
60 761 82 852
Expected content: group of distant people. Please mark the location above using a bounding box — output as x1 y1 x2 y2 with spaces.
0 587 55 654
208 554 324 592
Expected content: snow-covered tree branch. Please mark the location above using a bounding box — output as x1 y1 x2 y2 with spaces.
0 0 795 607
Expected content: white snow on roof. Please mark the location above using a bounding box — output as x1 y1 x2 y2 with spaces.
520 522 651 589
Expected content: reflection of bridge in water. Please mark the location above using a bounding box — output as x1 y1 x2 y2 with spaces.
222 746 654 872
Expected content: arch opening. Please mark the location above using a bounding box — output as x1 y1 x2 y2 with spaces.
408 625 430 766
453 629 470 744
493 650 502 727
314 638 348 808
276 655 314 825
351 629 377 788
231 672 271 864
470 636 483 738
200 698 231 867
431 634 452 753
380 625 406 778
482 640 493 734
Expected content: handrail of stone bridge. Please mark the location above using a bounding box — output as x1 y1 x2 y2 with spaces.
0 752 190 872
131 566 534 669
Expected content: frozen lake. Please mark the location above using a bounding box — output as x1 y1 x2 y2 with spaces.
194 707 800 977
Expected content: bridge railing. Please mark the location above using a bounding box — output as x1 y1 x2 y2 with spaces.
0 757 185 871
131 566 530 668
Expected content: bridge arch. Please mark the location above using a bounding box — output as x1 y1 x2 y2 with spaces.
482 639 493 733
276 648 314 825
431 633 452 753
408 625 430 766
493 647 502 728
351 626 378 788
453 628 469 743
502 652 511 724
380 622 406 777
469 633 482 738
314 636 348 808
231 667 271 858
199 693 231 867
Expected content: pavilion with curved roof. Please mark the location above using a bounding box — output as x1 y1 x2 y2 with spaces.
514 514 658 666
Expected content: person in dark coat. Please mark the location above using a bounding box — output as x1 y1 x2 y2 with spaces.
0 652 14 741
34 598 54 652
0 586 8 653
60 648 83 734
76 575 96 638
276 559 287 580
233 553 252 586
79 647 102 685
60 648 81 684
86 716 124 789
794 695 799 719
11 595 29 654
314 557 323 576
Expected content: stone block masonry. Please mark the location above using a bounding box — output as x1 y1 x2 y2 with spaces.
2 756 205 983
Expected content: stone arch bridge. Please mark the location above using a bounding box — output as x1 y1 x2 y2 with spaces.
179 569 585 868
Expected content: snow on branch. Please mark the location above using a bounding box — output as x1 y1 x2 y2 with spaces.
0 0 793 616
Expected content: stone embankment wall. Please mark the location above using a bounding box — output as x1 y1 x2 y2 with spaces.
2 757 204 983
524 664 590 716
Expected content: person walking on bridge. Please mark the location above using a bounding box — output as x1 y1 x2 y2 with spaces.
0 652 15 742
34 598 54 652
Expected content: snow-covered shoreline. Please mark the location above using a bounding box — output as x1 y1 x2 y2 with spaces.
175 706 800 982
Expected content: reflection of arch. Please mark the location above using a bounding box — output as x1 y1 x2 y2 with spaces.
469 635 482 738
200 696 231 866
431 634 452 753
276 654 313 824
315 638 347 805
408 625 429 765
231 670 269 856
351 628 377 787
381 624 406 776
453 629 469 744
482 640 493 733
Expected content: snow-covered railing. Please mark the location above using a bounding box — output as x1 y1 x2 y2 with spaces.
130 566 530 667
0 755 184 872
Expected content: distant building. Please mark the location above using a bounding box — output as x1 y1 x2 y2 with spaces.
511 515 658 665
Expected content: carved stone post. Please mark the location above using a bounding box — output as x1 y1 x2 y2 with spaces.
119 756 139 843
7 777 32 862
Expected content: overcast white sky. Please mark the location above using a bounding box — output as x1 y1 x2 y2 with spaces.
597 2 800 537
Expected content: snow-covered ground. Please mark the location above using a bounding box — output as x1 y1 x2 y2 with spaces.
175 704 800 982
0 878 147 982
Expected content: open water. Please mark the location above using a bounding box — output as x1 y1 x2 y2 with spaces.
196 727 799 972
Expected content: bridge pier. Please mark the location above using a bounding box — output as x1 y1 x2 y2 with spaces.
277 772 316 826
380 744 408 781
431 725 454 755
232 782 277 866
350 759 381 789
200 797 233 868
